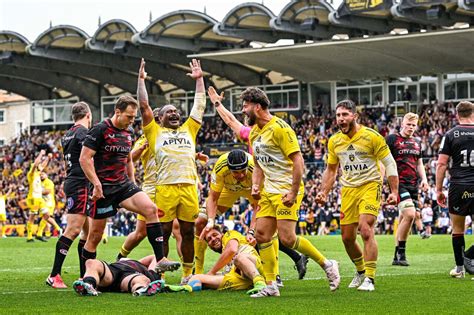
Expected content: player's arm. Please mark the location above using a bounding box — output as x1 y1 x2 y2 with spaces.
417 158 429 191
435 153 449 207
251 156 264 200
137 58 154 127
31 149 46 173
245 203 258 246
317 162 338 203
208 86 243 136
79 146 103 201
208 239 239 275
127 152 135 184
187 59 206 125
199 188 222 240
138 255 155 268
282 151 304 207
380 153 399 204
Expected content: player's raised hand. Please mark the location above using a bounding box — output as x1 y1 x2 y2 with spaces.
199 218 214 240
139 58 147 80
208 86 224 105
315 191 327 204
437 191 447 208
281 191 297 208
420 180 429 192
386 192 398 205
251 184 261 200
186 59 203 80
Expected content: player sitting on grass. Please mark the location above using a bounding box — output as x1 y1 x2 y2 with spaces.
166 227 266 295
73 255 164 297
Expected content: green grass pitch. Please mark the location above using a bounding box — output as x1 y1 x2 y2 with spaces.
0 234 472 314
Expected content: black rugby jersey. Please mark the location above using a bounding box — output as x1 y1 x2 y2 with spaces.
62 124 88 180
439 124 474 184
83 119 134 185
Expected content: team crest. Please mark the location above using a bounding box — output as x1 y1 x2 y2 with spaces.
172 130 178 135
349 154 355 162
66 197 74 210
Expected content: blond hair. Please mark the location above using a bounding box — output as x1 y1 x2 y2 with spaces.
456 101 473 118
403 112 419 122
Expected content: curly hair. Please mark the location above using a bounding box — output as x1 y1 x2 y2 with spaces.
239 87 270 109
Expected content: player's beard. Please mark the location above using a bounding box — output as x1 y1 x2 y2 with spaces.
339 119 355 134
247 111 257 126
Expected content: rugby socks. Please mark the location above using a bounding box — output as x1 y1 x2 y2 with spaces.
78 239 86 276
452 233 465 267
193 235 207 274
291 236 326 267
272 235 280 275
81 249 97 278
258 241 278 282
365 261 377 281
398 241 406 255
182 262 194 278
118 244 131 260
26 221 33 240
51 236 73 277
146 222 165 262
279 240 301 264
352 256 366 274
253 274 266 285
37 219 47 237
83 276 97 289
393 246 399 260
1 225 5 236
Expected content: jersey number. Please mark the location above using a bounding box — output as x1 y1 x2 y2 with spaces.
65 153 72 169
460 149 474 167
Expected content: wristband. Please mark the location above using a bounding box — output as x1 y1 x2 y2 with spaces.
206 218 215 228
248 229 255 236
214 101 221 107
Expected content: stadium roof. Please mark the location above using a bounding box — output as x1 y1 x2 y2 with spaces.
0 1 474 105
193 27 474 82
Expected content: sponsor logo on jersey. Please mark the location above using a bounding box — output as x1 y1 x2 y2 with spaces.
277 209 292 216
97 205 114 214
255 155 275 164
348 144 355 151
104 145 131 153
162 138 191 146
462 191 474 199
344 163 369 172
59 249 68 255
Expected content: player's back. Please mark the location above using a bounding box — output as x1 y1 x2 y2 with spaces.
440 124 474 184
62 124 88 181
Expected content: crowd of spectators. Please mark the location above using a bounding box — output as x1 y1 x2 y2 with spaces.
0 101 470 237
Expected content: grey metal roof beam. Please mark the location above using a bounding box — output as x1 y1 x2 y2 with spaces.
0 75 56 100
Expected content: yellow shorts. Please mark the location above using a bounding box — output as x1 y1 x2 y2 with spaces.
0 213 6 221
298 221 307 228
256 189 304 221
155 184 199 223
26 197 47 214
340 181 382 225
45 206 55 216
137 188 157 222
218 257 263 291
216 189 255 215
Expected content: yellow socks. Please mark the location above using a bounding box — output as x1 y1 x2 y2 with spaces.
271 235 280 275
258 241 278 282
352 256 366 274
120 245 131 258
194 235 207 274
27 221 33 240
37 219 47 237
365 261 377 280
252 274 266 285
291 236 326 267
182 262 194 278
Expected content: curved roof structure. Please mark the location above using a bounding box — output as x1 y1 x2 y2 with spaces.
87 19 137 52
271 0 352 39
0 31 30 53
31 25 89 49
135 10 247 51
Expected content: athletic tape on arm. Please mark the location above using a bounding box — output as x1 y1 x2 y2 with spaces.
381 154 398 177
190 92 206 123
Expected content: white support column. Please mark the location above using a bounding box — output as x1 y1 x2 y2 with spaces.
330 81 337 111
307 83 313 115
382 80 389 105
437 74 444 102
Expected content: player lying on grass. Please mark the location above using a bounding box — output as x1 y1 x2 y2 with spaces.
72 256 164 296
167 227 266 295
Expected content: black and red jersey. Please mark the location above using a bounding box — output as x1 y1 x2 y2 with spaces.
83 119 134 185
386 133 421 187
62 124 88 181
439 124 474 184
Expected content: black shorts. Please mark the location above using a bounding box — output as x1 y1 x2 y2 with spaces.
448 184 474 216
399 184 419 210
64 179 90 215
88 181 141 219
99 260 160 293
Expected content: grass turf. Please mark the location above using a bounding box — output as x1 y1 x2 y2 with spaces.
0 234 472 314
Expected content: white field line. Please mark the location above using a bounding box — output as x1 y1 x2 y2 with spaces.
0 266 76 273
